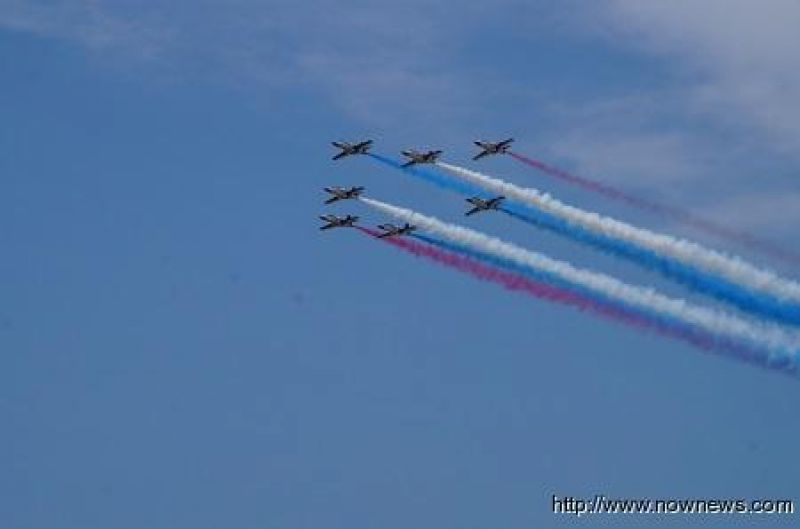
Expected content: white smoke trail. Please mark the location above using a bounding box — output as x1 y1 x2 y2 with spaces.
435 161 800 304
360 196 800 360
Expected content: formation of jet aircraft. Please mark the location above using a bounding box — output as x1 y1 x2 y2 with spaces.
322 138 511 234
323 186 365 204
331 140 373 160
401 149 443 167
472 138 513 160
465 196 505 216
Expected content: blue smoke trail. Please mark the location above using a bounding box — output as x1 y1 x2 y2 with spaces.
500 206 800 327
368 153 488 197
410 232 787 372
368 153 800 326
411 232 685 337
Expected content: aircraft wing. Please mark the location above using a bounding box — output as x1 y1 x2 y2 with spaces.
465 207 481 216
324 196 340 204
472 150 489 161
402 160 416 168
355 140 373 149
498 138 514 147
332 151 348 161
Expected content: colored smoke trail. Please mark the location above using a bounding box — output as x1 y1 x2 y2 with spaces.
509 152 800 266
509 152 648 205
358 226 781 374
358 196 800 374
370 154 800 325
367 153 484 197
434 161 800 324
405 231 772 368
357 228 673 336
497 206 800 326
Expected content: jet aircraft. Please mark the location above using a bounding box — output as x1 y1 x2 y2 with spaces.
472 138 514 160
319 214 359 230
376 223 417 238
331 140 373 160
323 186 365 204
400 149 443 167
464 196 505 216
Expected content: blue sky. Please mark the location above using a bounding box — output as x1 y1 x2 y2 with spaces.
2 1 799 527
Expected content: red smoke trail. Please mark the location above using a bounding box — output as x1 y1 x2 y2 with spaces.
357 227 767 369
509 152 800 266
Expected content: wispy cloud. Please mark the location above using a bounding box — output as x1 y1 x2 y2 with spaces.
701 192 800 232
0 0 171 59
534 93 713 191
527 90 798 235
596 0 800 155
0 2 507 130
